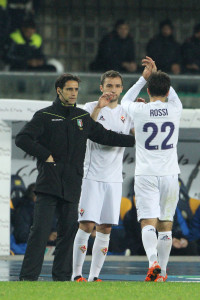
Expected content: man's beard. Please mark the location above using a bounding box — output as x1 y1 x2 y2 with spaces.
110 97 118 103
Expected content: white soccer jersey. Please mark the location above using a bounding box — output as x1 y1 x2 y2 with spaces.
121 76 182 176
83 101 134 182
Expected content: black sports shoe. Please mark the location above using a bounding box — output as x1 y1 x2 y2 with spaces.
93 277 102 282
74 275 87 282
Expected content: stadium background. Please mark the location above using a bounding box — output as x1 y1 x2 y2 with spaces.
36 0 200 72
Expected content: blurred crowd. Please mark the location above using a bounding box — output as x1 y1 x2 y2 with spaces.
10 175 57 255
0 0 62 72
91 19 200 75
1 2 200 75
10 174 200 256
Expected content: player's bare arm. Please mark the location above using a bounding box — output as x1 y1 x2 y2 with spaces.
90 92 114 121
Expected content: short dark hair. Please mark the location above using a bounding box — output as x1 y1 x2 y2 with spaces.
21 18 36 29
147 71 170 97
55 73 81 91
100 70 123 86
159 19 173 31
114 19 129 30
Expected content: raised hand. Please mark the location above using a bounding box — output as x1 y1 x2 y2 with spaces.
97 92 114 108
142 56 157 80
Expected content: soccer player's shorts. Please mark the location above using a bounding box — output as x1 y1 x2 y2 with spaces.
135 175 179 222
78 178 122 225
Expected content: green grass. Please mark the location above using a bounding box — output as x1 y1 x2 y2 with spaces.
0 282 200 300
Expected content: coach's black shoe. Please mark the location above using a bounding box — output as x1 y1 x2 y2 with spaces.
19 277 38 281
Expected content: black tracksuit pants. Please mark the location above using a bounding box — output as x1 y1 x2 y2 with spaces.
19 193 78 281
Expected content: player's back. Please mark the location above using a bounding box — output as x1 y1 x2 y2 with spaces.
134 94 182 176
121 74 182 176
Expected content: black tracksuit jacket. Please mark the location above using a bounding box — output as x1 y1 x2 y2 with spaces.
15 97 135 203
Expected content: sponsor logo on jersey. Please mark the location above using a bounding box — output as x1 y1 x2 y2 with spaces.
101 247 108 255
51 119 63 121
79 208 85 216
99 115 105 121
160 235 171 241
120 115 125 123
77 119 83 130
80 245 87 253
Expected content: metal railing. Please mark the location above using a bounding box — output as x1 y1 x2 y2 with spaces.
0 72 200 108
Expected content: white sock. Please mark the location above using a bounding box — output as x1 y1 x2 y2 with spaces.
88 231 110 282
72 228 90 280
142 225 158 268
157 231 172 276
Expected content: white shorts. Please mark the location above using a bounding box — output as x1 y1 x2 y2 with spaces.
135 175 179 222
78 178 122 225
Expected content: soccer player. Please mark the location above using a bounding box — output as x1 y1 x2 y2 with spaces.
121 57 182 282
72 70 134 282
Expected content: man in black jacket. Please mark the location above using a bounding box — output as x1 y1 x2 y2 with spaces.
4 18 56 71
90 19 137 73
181 23 200 74
146 20 181 74
15 73 134 281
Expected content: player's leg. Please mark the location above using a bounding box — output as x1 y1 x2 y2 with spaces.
141 218 159 267
135 176 161 281
88 182 122 282
72 221 95 281
72 179 104 281
20 194 57 281
156 220 172 282
156 175 179 281
88 224 111 282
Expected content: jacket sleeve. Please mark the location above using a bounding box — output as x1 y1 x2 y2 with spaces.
88 117 135 147
15 112 51 161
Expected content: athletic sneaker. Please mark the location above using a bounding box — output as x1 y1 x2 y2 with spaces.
74 276 87 282
93 277 102 282
145 261 161 282
154 274 168 282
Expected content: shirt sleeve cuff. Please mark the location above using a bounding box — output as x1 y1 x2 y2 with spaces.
140 76 147 84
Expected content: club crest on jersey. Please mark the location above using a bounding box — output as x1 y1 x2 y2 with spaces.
120 116 125 123
99 115 105 121
79 208 85 216
80 245 87 253
77 119 83 130
101 247 108 255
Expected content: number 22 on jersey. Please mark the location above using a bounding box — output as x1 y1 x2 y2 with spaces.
143 122 175 150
